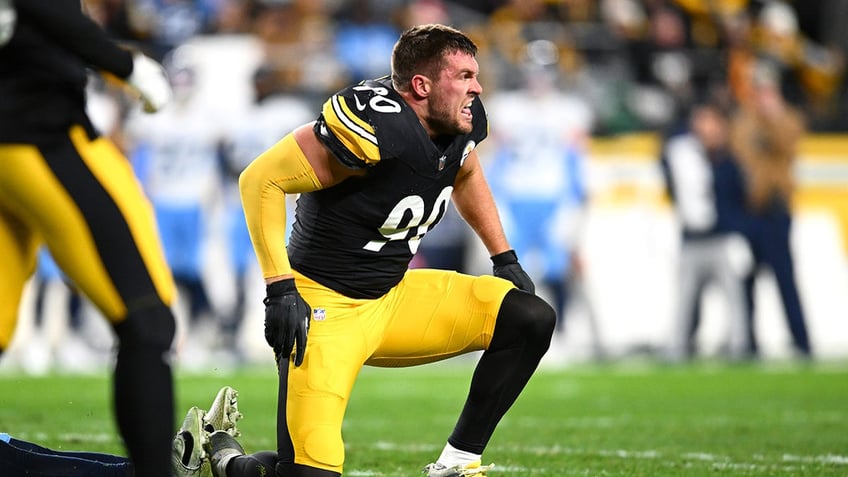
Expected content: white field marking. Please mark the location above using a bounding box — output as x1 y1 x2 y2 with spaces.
357 442 848 474
372 441 440 452
9 431 119 445
781 454 848 465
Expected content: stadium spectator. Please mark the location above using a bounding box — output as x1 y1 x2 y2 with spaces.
660 96 753 361
750 1 845 130
729 61 813 358
331 0 401 81
251 0 348 104
173 23 555 477
0 1 177 475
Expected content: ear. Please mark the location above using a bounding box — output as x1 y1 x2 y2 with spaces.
410 74 431 98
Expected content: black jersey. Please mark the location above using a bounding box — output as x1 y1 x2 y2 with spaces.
287 77 488 299
0 0 134 141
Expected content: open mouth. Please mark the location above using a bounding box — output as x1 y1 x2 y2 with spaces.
461 102 473 120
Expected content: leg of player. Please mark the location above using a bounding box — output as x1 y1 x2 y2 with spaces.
0 433 133 476
112 304 176 477
430 289 555 474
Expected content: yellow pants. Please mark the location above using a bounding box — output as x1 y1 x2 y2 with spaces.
0 124 175 350
282 268 514 472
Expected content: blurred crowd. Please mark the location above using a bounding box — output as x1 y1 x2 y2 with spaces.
5 0 845 373
83 0 848 133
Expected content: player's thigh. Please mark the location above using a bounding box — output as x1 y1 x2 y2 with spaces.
0 188 40 350
367 269 514 367
285 272 373 470
6 126 175 321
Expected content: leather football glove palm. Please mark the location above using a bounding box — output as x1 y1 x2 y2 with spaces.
127 53 172 113
491 249 535 294
263 279 311 367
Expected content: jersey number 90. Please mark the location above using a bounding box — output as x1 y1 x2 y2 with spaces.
364 186 453 254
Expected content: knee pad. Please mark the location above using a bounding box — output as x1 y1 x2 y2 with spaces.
492 290 556 350
113 304 176 350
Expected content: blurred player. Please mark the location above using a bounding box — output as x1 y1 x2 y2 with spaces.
217 64 314 361
485 39 593 342
124 46 227 367
0 1 178 475
174 23 556 477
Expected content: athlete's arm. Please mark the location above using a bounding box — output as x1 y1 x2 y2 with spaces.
16 0 134 78
239 122 362 284
452 149 511 256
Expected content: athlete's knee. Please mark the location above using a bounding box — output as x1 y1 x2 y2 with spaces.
491 290 556 351
113 303 176 351
284 424 345 475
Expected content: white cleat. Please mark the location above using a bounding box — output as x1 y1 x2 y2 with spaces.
172 406 207 477
423 461 494 476
203 386 243 437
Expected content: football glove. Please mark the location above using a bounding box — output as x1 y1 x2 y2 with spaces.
263 279 311 367
491 249 535 294
127 53 172 113
0 0 15 47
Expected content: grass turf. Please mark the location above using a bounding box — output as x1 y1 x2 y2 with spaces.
0 359 846 476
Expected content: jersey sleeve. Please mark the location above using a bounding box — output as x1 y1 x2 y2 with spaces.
313 85 382 169
16 0 133 78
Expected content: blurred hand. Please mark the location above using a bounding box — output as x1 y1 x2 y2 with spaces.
127 53 172 113
0 0 16 47
491 249 535 294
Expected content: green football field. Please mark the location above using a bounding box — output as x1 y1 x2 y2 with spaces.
1 359 846 476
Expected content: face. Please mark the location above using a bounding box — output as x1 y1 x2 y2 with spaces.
424 51 482 136
691 106 726 150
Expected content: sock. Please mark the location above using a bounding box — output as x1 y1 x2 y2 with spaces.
437 442 481 468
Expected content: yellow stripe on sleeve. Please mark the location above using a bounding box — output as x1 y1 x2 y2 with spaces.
321 95 381 165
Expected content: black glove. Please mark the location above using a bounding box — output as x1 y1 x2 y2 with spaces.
263 279 311 366
491 249 535 294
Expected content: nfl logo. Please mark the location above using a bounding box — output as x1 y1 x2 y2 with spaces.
313 308 326 321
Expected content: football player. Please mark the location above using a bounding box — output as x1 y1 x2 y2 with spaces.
0 1 178 476
176 23 556 477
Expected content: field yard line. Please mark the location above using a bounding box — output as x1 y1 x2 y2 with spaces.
364 441 848 473
8 434 846 475
7 431 119 445
780 454 848 464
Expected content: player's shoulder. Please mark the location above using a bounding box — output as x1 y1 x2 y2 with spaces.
318 77 417 167
329 77 408 127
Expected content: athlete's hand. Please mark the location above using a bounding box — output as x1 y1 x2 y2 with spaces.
263 279 311 367
491 249 535 294
0 0 16 47
127 53 172 113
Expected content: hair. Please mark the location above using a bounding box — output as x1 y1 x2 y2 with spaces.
391 24 478 92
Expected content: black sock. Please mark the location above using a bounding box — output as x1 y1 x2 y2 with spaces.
228 451 278 476
448 290 555 453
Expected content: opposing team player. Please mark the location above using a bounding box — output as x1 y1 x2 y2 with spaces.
0 1 178 476
176 23 556 477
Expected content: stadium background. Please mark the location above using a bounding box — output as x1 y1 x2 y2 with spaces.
4 0 848 372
